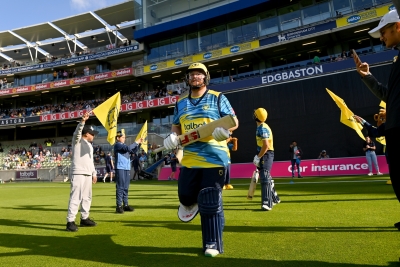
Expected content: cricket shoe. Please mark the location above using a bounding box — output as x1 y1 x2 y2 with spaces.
116 206 124 214
368 172 373 176
226 184 234 190
262 205 272 211
387 180 392 185
80 217 97 227
66 221 78 232
178 203 198 222
123 205 134 212
394 221 400 229
205 248 219 257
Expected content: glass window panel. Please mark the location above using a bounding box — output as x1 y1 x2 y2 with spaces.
352 0 373 11
227 20 242 45
241 17 258 42
158 39 171 60
332 0 351 15
302 2 331 25
36 74 42 84
170 36 184 58
279 5 301 31
187 32 199 54
259 17 279 36
210 25 227 49
200 29 213 51
147 42 160 63
30 75 36 85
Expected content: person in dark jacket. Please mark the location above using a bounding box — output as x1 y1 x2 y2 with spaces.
114 129 142 213
354 9 400 230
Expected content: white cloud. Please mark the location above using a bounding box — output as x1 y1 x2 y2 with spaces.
70 0 109 11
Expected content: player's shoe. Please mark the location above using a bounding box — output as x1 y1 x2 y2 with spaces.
226 184 234 190
178 203 198 222
205 248 219 257
66 221 78 232
298 175 303 178
377 172 383 175
80 217 97 227
387 180 392 185
394 221 400 229
123 205 134 212
262 205 272 211
368 172 373 176
116 206 124 214
222 185 227 190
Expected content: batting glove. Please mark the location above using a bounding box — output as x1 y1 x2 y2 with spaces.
212 127 230 141
253 155 260 167
164 132 179 150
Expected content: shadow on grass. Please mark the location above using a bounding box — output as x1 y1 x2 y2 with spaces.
121 220 397 233
0 233 397 267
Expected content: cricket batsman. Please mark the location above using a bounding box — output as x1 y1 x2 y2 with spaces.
252 108 281 211
163 62 239 257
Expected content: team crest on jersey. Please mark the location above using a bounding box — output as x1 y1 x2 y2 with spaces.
219 170 223 176
202 105 210 110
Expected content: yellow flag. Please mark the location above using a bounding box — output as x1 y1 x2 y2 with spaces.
92 92 121 145
136 121 148 153
326 89 365 140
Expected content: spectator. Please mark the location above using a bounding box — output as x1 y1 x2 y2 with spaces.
84 66 90 76
313 55 321 64
363 136 382 176
63 70 68 79
336 55 343 61
318 150 330 159
289 141 303 178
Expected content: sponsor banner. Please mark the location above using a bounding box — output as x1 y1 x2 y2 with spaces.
209 49 398 92
260 21 336 46
37 95 179 123
2 68 133 97
158 156 389 180
41 110 87 122
16 170 38 179
0 46 139 75
336 4 394 28
143 40 259 73
0 116 38 126
261 65 324 84
121 95 179 112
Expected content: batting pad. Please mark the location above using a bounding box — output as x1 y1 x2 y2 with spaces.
261 181 273 208
271 180 281 204
198 187 224 254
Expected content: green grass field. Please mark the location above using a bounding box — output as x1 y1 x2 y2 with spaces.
0 176 399 267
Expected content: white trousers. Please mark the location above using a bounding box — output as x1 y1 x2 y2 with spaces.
66 174 92 222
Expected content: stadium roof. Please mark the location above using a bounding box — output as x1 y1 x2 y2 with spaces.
0 0 136 62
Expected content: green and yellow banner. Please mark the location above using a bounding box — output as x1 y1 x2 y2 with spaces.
336 4 395 28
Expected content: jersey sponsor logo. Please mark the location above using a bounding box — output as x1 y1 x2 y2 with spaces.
262 133 268 138
202 104 210 110
183 122 206 131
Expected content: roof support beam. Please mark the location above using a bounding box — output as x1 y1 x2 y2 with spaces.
47 22 87 51
89 11 127 43
7 30 49 58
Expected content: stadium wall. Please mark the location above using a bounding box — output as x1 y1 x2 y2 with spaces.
226 63 391 163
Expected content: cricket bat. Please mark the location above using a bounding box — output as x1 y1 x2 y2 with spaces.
152 115 237 162
247 169 259 200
